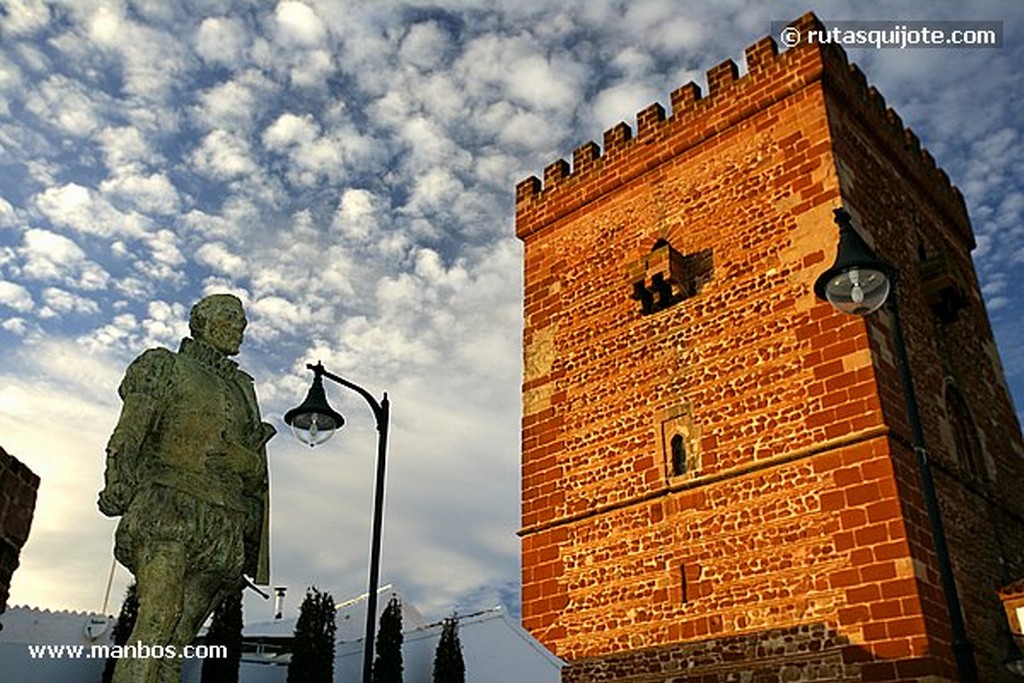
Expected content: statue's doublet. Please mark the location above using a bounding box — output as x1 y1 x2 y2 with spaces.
113 338 270 582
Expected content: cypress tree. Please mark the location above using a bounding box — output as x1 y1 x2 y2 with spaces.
287 586 336 683
102 582 138 683
432 616 465 683
372 595 404 683
201 590 243 682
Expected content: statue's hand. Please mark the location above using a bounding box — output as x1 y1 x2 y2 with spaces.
98 442 135 517
250 422 277 450
207 437 259 477
97 482 132 517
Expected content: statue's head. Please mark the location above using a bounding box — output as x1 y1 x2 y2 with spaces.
190 294 247 356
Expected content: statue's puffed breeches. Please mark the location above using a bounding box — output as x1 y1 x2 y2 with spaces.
115 483 257 580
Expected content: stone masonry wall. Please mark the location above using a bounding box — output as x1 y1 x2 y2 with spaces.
823 46 1024 680
517 12 1024 683
0 446 39 621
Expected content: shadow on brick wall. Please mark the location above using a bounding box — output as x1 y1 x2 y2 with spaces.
558 621 957 682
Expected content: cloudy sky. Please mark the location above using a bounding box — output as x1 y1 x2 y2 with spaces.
1 0 1021 625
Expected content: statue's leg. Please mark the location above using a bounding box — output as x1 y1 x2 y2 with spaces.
154 572 233 683
111 540 185 683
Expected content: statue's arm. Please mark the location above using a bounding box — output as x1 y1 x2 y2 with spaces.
98 349 173 517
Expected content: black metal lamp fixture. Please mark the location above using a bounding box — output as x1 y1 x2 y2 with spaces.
813 208 895 315
284 362 346 446
285 361 391 683
815 207 978 682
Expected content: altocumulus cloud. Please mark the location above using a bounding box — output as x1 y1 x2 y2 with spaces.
0 0 1021 622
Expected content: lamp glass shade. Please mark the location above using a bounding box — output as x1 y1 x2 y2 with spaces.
287 411 341 447
284 372 345 448
822 266 891 316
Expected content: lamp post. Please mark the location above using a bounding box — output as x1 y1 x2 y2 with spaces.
285 361 391 683
814 208 978 682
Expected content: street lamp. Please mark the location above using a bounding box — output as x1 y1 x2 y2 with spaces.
814 207 978 682
285 361 391 683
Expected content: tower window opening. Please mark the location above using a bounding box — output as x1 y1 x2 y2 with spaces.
945 386 986 481
671 434 687 476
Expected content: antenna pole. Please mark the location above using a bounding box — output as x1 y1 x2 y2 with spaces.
101 558 116 614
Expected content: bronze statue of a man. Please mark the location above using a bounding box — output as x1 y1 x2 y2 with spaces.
99 294 274 683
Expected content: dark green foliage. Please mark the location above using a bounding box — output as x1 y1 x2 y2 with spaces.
102 582 138 683
287 586 337 683
432 616 464 683
372 595 404 683
201 590 243 683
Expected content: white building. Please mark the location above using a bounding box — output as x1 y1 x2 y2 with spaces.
200 586 564 683
339 605 565 683
1 587 564 683
0 605 115 682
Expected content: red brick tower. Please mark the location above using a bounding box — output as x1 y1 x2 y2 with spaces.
516 13 1024 682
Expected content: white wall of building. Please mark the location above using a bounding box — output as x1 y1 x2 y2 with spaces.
0 606 115 683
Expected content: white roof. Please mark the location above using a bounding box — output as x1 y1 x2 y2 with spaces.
336 607 563 683
0 606 114 683
0 605 115 645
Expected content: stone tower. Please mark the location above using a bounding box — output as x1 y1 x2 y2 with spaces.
515 13 1024 682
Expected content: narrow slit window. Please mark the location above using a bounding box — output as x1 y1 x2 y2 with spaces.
946 386 986 481
670 434 686 476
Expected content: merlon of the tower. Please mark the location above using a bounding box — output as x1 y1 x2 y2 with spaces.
515 12 971 248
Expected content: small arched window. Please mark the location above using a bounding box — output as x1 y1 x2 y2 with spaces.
945 385 986 481
670 434 687 477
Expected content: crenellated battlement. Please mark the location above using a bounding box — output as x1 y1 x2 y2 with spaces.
515 12 969 243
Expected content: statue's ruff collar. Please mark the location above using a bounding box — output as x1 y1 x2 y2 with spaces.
179 337 239 379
